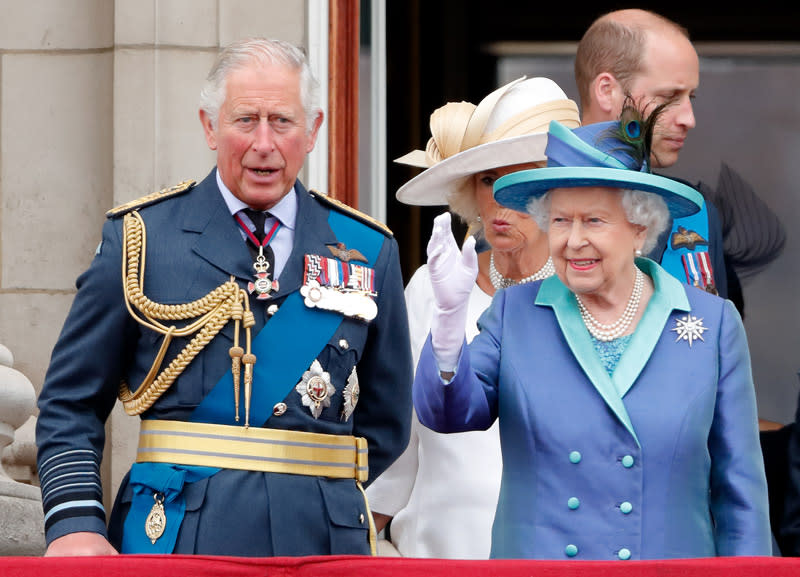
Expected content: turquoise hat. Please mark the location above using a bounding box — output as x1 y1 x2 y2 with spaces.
493 119 703 218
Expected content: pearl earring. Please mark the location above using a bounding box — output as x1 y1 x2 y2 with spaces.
635 249 643 257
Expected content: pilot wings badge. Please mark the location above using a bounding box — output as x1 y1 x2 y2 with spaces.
670 226 708 250
327 242 368 263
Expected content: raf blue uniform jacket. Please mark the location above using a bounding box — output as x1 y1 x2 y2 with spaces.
414 259 771 560
35 170 413 556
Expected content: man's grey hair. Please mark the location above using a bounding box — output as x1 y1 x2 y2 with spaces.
526 188 670 255
199 37 321 132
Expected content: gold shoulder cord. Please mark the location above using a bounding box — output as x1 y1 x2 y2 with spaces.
118 211 257 425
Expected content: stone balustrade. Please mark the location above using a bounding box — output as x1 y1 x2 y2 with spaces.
0 344 45 555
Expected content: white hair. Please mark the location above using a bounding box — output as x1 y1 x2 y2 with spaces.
199 37 321 133
526 188 670 254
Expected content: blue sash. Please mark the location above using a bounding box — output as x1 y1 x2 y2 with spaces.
659 200 712 288
123 208 383 553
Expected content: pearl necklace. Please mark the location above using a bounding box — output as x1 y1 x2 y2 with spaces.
489 253 555 290
575 268 644 342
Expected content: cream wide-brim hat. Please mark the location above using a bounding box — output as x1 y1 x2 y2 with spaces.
395 76 581 207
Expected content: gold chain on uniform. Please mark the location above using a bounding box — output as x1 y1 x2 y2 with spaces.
118 211 257 423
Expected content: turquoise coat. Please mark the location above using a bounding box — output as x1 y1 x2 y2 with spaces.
414 259 771 560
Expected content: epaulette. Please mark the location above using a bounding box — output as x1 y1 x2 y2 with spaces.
310 189 393 237
106 180 196 218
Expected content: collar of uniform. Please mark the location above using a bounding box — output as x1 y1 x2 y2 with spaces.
215 167 297 231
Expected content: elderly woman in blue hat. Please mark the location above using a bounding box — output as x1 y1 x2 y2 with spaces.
413 107 772 560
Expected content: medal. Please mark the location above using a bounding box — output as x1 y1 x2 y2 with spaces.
301 254 378 321
248 251 279 299
296 359 336 418
696 251 718 295
341 367 360 421
145 492 166 544
681 252 718 295
235 212 281 299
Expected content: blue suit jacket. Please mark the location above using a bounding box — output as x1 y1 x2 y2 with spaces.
36 170 413 556
415 259 770 560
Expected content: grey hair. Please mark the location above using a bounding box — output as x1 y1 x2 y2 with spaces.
527 188 670 255
199 37 321 132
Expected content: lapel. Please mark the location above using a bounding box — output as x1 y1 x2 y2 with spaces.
182 169 253 281
535 259 690 446
611 259 691 398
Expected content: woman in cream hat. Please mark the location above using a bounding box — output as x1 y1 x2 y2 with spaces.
366 76 580 558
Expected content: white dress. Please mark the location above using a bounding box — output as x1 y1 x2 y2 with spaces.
366 264 500 559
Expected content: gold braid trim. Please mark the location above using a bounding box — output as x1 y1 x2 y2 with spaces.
118 211 255 419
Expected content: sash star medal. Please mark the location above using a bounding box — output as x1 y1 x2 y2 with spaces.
341 367 360 421
296 359 336 418
235 212 280 299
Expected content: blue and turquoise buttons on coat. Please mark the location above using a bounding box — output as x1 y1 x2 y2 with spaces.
621 455 634 468
569 451 581 464
618 547 631 560
620 501 633 514
567 497 580 510
565 544 578 557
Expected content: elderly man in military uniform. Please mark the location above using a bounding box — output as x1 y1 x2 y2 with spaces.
35 37 412 557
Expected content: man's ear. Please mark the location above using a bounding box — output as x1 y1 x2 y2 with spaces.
199 109 218 151
591 72 624 118
304 110 324 153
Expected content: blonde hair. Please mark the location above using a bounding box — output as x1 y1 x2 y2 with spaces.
448 162 546 232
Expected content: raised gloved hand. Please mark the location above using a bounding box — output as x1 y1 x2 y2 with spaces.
426 212 478 371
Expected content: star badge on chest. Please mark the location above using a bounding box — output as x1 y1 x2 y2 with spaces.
296 359 336 418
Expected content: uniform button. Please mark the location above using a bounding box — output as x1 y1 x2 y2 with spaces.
267 304 279 316
620 501 633 514
567 497 580 510
565 544 578 557
339 339 349 350
569 451 582 464
359 513 365 524
618 548 631 560
621 455 634 468
272 402 287 416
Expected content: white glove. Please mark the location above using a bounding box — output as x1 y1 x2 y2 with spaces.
426 212 478 371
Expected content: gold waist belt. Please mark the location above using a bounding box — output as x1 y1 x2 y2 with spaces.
137 420 368 482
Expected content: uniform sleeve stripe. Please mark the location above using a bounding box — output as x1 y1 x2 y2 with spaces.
43 500 105 524
40 470 101 494
42 485 103 509
38 450 104 520
39 449 98 470
44 504 107 533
